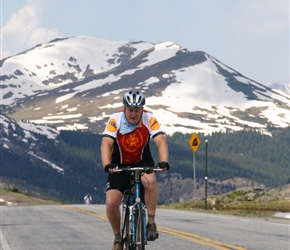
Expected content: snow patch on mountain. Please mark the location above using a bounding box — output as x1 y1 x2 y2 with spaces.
1 36 153 105
1 115 59 140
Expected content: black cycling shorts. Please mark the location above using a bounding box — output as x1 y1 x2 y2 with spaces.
105 160 154 194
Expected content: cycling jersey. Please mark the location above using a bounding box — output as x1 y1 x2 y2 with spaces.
103 110 164 165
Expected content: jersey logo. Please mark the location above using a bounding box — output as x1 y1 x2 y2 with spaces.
150 117 160 130
107 118 117 132
121 130 144 152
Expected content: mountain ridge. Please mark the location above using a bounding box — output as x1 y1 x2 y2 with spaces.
1 36 289 135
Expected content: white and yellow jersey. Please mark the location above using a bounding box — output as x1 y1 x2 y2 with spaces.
103 110 164 164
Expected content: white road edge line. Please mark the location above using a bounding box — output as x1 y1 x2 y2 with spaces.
0 229 12 250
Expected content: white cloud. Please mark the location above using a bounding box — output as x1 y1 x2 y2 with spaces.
1 0 60 58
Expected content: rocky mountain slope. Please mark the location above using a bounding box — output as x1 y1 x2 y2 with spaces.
1 36 289 135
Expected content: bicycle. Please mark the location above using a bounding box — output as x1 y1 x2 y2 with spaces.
114 166 162 250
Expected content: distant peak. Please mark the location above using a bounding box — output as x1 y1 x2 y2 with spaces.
154 41 182 49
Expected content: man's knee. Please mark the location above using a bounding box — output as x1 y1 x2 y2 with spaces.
106 190 122 212
142 174 157 190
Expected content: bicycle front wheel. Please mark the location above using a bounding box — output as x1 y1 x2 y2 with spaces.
122 205 130 250
134 203 145 250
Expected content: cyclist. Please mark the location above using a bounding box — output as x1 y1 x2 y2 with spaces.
101 90 170 250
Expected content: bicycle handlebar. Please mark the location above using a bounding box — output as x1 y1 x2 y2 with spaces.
113 166 163 173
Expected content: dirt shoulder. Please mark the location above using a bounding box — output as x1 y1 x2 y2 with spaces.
0 188 60 206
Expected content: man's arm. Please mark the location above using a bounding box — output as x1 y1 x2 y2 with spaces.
101 136 114 168
153 134 168 162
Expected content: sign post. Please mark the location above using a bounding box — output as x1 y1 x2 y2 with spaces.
205 139 208 210
188 133 201 199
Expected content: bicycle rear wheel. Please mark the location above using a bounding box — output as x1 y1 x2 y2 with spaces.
134 203 145 250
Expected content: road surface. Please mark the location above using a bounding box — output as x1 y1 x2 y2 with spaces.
1 204 289 250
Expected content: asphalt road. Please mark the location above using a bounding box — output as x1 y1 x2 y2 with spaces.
1 204 289 250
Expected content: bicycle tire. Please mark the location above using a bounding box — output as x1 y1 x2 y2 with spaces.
122 205 130 250
134 203 145 250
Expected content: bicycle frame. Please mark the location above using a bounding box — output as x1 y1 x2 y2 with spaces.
114 166 161 250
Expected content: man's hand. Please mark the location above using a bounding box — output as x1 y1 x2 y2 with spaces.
156 161 170 171
104 163 118 173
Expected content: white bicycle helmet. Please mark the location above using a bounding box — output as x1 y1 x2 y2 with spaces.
123 90 146 107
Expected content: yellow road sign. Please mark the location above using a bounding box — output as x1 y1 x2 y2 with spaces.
188 133 201 153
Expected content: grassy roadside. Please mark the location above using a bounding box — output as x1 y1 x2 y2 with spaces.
0 187 61 206
160 185 290 219
161 199 290 218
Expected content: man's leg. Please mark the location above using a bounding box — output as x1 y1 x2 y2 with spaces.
106 189 123 235
142 173 159 241
142 173 158 217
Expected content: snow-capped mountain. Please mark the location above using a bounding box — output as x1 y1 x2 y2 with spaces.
0 114 62 170
1 36 289 135
1 114 59 141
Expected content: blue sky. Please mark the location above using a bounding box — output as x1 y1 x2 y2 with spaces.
1 0 289 86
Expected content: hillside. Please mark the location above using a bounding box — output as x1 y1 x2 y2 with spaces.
1 115 289 204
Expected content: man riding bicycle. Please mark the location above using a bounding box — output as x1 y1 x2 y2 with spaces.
101 90 170 250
